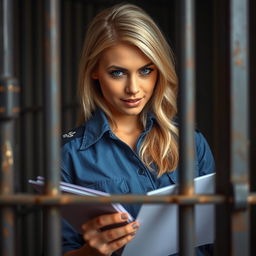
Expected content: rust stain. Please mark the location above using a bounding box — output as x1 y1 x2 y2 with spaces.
235 58 243 66
0 85 20 93
186 58 194 69
51 187 59 196
233 212 247 232
1 141 14 172
61 196 72 204
199 196 208 203
7 84 20 93
2 185 11 194
3 228 10 237
13 108 20 113
233 47 241 56
7 84 20 92
6 213 14 225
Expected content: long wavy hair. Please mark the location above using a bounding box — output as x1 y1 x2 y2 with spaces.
78 3 178 177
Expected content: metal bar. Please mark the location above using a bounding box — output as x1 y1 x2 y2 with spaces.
61 0 73 131
0 192 255 205
33 0 44 254
73 1 84 123
0 194 228 205
44 0 61 255
249 0 256 254
0 0 18 255
230 0 250 255
213 1 231 255
178 0 196 255
20 1 37 255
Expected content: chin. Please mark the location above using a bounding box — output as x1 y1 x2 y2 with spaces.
123 108 143 116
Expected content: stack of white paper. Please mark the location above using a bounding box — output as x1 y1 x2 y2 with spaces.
122 173 215 256
28 177 133 233
29 173 215 255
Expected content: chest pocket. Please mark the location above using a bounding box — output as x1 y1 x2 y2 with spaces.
84 178 130 195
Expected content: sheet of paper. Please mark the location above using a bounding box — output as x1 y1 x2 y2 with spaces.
28 179 133 233
122 173 215 256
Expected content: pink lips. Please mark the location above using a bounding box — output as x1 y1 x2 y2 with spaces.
121 98 143 107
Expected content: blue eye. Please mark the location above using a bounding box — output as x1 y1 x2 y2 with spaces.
109 70 125 78
139 67 153 76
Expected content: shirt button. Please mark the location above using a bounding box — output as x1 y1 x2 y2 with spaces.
138 169 145 175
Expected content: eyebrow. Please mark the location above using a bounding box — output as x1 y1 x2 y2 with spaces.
107 62 154 71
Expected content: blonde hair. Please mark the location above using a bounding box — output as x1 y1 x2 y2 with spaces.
78 3 178 177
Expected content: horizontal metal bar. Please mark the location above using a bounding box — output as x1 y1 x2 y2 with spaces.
0 194 255 206
0 194 232 206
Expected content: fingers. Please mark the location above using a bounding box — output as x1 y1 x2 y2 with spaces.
81 212 140 255
82 212 129 232
96 232 136 255
87 221 139 244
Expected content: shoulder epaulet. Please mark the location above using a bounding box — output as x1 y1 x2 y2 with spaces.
61 125 84 146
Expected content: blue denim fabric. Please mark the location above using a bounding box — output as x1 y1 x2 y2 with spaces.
61 108 215 255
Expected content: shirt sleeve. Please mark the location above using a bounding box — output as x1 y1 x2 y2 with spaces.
62 219 85 255
61 145 85 254
195 131 216 176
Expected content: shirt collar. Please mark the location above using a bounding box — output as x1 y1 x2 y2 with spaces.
80 108 111 150
79 108 156 150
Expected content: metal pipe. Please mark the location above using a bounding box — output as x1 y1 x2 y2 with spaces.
178 0 196 255
0 194 228 205
230 0 250 255
44 0 61 255
212 1 231 255
0 0 18 255
62 0 73 131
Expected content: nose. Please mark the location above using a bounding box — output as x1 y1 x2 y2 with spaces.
125 74 140 95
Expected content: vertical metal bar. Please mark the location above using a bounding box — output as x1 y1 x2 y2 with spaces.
249 0 256 254
0 0 18 255
213 1 231 255
62 0 73 131
73 1 84 123
178 0 195 255
44 0 61 255
33 0 44 254
230 0 250 255
20 1 36 255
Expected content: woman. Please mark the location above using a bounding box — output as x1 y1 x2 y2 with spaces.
61 3 215 256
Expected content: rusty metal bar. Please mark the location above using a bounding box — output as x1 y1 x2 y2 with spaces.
0 194 227 205
213 1 231 255
230 0 250 255
33 0 44 254
249 0 256 255
61 0 73 131
19 0 36 255
0 193 255 206
44 0 61 255
178 0 196 255
0 0 18 255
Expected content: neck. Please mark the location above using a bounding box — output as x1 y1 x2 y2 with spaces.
111 115 142 134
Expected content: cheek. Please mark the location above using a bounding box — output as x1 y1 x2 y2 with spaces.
147 76 157 93
99 78 121 97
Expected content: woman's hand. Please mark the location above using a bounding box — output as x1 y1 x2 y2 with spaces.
81 212 139 256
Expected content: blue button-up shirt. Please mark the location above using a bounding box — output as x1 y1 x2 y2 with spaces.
61 108 215 255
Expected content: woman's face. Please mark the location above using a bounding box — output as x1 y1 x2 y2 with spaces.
92 43 158 119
